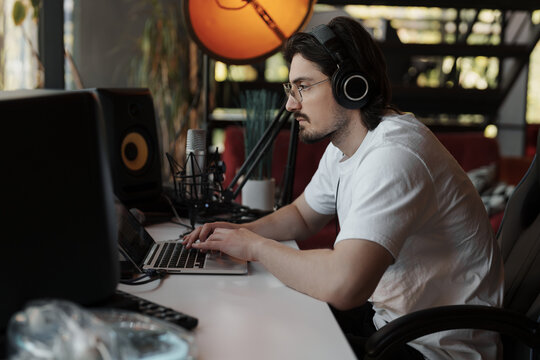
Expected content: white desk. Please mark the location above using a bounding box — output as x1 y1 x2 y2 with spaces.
119 222 356 360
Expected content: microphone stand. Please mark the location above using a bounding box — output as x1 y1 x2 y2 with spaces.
222 101 297 208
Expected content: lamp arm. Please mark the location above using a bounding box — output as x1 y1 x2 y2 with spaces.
279 118 299 207
222 102 290 202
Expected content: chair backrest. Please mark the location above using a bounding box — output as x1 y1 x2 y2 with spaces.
497 133 540 319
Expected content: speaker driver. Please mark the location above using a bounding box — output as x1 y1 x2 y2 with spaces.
121 131 149 172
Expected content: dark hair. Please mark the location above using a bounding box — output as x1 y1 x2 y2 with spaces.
284 16 395 130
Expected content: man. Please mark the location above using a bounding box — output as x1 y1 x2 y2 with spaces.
184 16 503 359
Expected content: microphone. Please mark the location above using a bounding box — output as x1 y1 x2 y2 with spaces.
166 131 266 226
185 129 206 199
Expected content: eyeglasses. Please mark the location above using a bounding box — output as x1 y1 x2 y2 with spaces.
283 78 329 103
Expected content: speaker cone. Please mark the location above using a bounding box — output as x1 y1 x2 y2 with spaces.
121 131 150 172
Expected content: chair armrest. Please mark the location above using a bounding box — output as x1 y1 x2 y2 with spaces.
364 305 540 360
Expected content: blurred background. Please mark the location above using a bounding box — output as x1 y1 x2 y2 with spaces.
1 0 538 185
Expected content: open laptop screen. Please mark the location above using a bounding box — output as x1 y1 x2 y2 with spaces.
116 198 155 271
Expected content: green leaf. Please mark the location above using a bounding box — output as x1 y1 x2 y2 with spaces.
12 1 27 26
240 89 279 180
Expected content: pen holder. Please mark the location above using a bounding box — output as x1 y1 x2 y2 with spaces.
242 178 275 212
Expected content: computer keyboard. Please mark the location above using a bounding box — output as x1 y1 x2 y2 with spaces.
155 243 207 269
98 290 198 330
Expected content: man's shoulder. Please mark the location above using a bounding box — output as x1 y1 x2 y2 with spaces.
376 113 431 144
370 114 447 164
321 141 343 161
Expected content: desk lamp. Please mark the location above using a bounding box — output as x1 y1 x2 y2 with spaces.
183 0 315 207
184 0 315 64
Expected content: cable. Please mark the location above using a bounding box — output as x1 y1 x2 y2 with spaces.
335 178 340 236
119 270 166 286
120 273 150 284
162 193 194 231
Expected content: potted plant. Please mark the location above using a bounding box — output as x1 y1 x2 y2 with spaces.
130 0 192 183
239 89 279 211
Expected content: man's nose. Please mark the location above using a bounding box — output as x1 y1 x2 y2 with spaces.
285 95 301 112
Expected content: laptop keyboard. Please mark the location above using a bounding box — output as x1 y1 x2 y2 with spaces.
155 243 206 269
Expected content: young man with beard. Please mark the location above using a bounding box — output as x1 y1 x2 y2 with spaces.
184 16 503 359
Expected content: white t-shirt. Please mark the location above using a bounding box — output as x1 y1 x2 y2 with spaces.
304 113 504 359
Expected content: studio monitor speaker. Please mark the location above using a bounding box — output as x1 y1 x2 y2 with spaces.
95 88 162 208
2 90 118 332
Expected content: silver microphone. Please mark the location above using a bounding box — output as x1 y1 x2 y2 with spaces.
185 129 206 199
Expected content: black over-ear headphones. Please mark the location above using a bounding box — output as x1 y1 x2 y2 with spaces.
310 24 370 109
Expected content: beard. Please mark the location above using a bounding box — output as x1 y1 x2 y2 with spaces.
299 124 334 144
297 106 350 144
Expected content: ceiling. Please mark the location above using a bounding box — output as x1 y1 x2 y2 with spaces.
320 0 539 11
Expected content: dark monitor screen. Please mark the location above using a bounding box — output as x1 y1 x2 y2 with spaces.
1 90 119 330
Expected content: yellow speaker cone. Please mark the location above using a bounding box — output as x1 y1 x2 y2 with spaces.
121 132 149 172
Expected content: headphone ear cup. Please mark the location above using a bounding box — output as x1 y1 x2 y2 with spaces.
331 70 345 107
332 65 370 109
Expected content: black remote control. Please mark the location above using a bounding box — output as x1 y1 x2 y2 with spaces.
100 290 198 330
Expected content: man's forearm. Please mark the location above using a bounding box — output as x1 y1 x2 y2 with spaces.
182 195 326 249
243 203 311 241
250 238 387 310
244 194 333 242
254 240 337 300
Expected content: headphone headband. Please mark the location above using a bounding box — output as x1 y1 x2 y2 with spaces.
308 24 370 109
310 25 345 67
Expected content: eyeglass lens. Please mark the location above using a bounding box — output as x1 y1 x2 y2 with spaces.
284 84 302 103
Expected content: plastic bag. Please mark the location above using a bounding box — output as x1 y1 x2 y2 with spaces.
7 299 196 360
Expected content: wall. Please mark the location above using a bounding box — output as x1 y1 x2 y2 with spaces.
496 10 535 157
72 0 149 88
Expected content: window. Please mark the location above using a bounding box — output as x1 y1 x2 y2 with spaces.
1 0 42 90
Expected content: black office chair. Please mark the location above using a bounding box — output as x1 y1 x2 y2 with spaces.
363 134 540 360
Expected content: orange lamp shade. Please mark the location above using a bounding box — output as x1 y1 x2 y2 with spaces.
184 0 315 64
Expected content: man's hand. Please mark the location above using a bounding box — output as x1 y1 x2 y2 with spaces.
182 221 240 248
191 227 269 261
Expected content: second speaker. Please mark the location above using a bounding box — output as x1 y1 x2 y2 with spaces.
95 88 162 208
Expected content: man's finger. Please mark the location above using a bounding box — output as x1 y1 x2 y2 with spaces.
214 228 232 235
200 224 215 241
182 228 201 248
193 239 221 252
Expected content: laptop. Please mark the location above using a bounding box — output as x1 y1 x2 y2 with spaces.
116 199 248 274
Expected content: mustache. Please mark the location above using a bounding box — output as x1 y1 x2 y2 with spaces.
293 112 310 122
